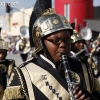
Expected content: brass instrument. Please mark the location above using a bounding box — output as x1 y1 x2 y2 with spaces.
80 27 92 40
20 26 29 39
61 55 76 100
16 39 30 54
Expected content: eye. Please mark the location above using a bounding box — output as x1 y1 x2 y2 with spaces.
64 39 72 44
46 38 60 44
53 38 60 44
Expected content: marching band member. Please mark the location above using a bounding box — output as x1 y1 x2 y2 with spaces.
92 34 100 79
16 37 30 62
70 30 97 76
0 28 16 99
3 0 100 100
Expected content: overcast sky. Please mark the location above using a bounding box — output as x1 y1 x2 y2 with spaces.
0 0 36 16
0 0 100 16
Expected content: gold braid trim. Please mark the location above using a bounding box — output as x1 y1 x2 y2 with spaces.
78 59 94 93
87 63 94 92
3 86 24 100
88 56 97 69
14 67 29 100
87 58 100 92
41 8 56 16
7 60 15 77
93 78 100 91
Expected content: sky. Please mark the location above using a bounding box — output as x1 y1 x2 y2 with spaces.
0 0 100 16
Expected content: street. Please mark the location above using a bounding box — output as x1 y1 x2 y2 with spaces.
6 53 32 67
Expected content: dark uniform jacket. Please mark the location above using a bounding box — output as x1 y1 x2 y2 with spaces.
70 49 97 77
0 59 16 89
92 46 100 75
3 54 100 100
0 59 16 99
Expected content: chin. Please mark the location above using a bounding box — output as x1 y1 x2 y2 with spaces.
56 58 62 63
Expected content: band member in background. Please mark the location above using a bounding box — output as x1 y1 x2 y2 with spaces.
16 37 30 62
3 0 100 100
70 30 97 75
0 27 16 99
92 34 100 79
70 29 88 59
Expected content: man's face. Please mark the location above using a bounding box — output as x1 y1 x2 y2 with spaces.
74 40 84 51
44 30 71 63
0 50 6 60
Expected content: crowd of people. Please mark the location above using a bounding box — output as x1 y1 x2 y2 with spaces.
0 0 100 100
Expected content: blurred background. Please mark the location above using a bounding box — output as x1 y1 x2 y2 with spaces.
0 0 100 66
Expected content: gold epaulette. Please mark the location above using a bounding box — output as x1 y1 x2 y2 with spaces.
3 86 24 100
93 78 100 91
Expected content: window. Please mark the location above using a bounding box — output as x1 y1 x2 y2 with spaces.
64 4 70 21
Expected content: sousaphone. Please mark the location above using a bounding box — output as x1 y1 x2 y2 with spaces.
20 26 29 39
80 27 92 40
16 26 31 54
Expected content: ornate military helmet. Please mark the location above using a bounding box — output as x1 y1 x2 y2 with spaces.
32 8 73 55
71 29 85 43
29 0 73 56
29 0 52 47
0 39 8 50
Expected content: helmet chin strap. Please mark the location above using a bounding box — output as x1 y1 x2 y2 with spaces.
41 39 57 65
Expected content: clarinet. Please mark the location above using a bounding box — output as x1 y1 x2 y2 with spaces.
61 55 76 100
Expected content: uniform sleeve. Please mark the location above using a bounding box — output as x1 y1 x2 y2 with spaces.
0 72 5 100
7 59 16 77
2 67 28 100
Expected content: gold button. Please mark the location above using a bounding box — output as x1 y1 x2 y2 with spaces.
43 24 48 30
53 19 59 25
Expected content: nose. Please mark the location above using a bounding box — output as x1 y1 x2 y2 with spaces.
80 43 84 47
59 41 67 48
0 54 2 57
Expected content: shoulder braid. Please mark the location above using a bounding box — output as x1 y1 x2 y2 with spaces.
14 67 29 100
3 67 29 100
7 59 16 77
19 57 36 68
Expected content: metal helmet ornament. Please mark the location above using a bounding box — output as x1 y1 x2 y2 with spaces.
71 29 85 43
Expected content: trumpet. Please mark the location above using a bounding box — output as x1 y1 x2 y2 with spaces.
61 55 76 100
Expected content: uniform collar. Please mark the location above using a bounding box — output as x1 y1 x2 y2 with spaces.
38 54 56 69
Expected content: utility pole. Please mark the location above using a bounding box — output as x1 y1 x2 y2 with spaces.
6 3 12 32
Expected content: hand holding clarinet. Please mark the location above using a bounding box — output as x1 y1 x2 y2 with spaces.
61 55 91 100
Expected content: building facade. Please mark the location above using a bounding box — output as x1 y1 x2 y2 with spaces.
6 7 33 36
54 0 93 31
